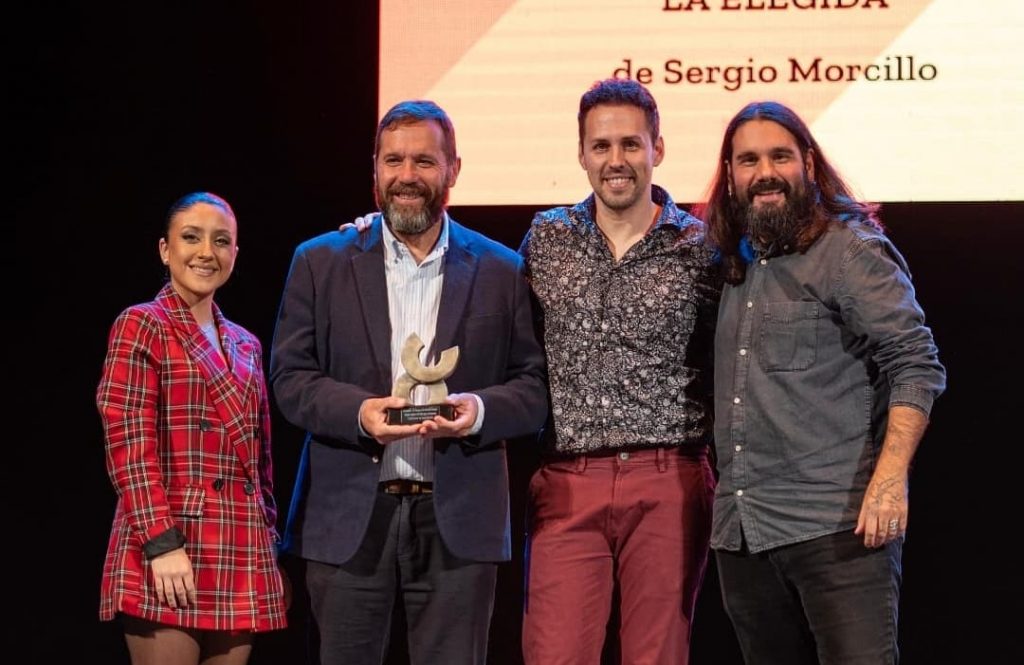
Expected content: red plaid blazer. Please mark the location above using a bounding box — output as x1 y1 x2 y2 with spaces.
97 284 286 631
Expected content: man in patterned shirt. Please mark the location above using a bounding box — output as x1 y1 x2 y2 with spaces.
519 78 720 665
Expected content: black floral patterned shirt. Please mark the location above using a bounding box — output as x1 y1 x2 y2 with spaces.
520 186 721 454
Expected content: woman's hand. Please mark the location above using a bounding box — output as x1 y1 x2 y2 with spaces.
150 547 196 609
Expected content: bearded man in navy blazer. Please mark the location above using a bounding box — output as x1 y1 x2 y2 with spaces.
270 100 548 665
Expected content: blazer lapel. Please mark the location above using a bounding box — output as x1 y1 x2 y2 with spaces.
434 220 479 354
217 321 258 476
221 321 255 394
156 287 256 479
351 216 393 389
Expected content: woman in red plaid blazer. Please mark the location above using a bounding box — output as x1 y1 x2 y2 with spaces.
97 193 287 663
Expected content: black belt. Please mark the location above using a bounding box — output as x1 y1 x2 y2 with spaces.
380 479 433 495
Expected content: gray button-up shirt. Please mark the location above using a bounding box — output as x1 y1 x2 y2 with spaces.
712 217 946 553
522 186 720 455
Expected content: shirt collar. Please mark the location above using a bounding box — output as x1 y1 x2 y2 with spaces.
574 184 684 230
381 211 450 265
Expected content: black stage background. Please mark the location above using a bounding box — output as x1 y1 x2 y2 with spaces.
19 3 1019 663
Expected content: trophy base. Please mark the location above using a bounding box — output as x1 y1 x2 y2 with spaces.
386 404 457 426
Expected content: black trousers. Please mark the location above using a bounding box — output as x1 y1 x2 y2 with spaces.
716 530 903 665
306 491 498 665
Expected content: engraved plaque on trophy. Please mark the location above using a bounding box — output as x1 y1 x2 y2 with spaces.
386 333 460 426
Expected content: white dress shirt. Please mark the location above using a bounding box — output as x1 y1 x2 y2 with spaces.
378 214 483 482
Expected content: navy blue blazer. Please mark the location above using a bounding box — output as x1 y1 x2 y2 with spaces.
270 217 548 564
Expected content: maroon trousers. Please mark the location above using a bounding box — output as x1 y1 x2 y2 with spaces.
522 447 715 665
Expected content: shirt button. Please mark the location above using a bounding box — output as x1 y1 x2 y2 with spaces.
736 489 744 497
243 482 256 496
759 259 767 265
212 478 225 491
739 349 747 356
199 419 213 432
733 397 741 404
618 451 630 461
746 301 754 308
371 455 380 464
735 445 742 452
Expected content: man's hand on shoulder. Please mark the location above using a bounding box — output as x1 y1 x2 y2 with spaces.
339 213 377 233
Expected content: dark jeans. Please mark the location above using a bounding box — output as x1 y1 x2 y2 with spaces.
306 492 497 665
716 530 902 665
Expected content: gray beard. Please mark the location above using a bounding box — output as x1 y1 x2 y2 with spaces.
385 202 437 235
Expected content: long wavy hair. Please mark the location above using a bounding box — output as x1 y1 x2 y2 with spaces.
693 101 881 284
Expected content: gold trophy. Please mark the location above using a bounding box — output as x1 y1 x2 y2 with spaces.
386 333 460 425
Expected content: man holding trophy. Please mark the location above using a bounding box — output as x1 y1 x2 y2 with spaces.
270 100 548 665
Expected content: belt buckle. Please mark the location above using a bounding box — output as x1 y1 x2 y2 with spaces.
382 479 432 495
409 481 432 495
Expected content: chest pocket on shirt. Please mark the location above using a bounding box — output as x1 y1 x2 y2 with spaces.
758 301 819 372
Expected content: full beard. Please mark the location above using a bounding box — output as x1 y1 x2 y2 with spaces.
380 183 447 236
733 177 815 253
